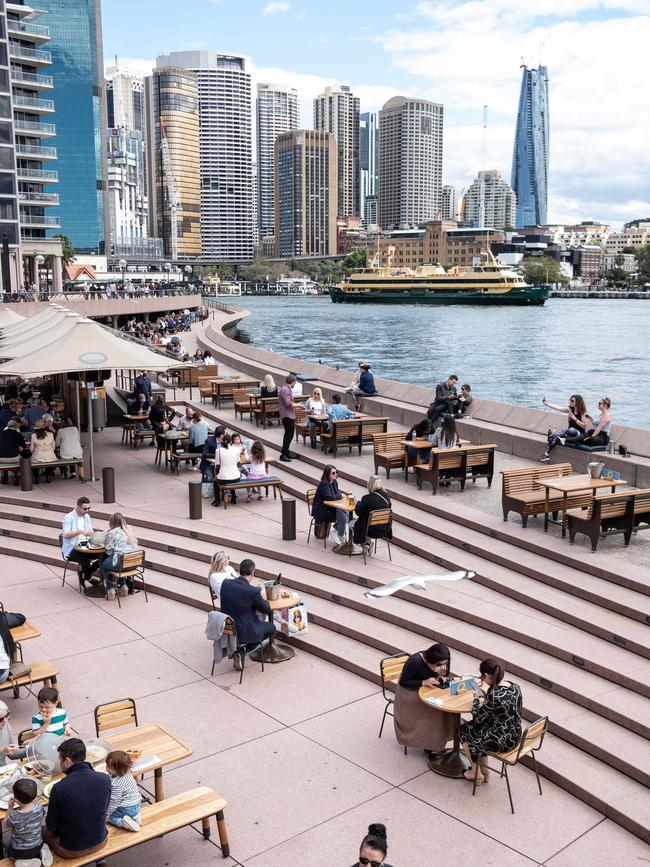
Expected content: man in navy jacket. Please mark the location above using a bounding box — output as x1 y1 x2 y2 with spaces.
44 738 111 859
220 559 275 651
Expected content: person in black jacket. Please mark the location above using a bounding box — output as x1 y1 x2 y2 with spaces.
43 738 111 859
352 476 392 553
393 643 454 755
350 823 393 867
311 464 348 546
132 371 152 401
220 560 274 661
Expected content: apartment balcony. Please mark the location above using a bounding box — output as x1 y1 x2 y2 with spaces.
15 143 57 159
18 190 59 205
16 166 58 182
7 20 50 43
13 95 54 113
13 118 55 136
9 43 52 65
10 70 54 90
19 212 60 228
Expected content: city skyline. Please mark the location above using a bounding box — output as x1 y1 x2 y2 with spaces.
101 0 650 230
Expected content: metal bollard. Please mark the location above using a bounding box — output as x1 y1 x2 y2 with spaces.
281 496 296 541
102 467 115 503
189 480 202 520
19 456 32 492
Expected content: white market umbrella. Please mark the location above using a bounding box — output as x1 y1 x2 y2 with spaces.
0 313 82 360
0 304 65 338
0 310 25 327
0 317 184 479
0 308 68 346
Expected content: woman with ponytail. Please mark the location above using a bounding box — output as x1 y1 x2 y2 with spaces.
351 823 393 867
459 658 522 784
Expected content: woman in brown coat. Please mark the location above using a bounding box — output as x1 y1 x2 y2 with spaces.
394 643 454 756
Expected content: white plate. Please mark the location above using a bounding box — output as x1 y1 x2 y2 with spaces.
85 744 108 763
43 781 57 799
0 763 17 777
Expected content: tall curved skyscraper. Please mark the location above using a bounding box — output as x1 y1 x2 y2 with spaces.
511 66 549 228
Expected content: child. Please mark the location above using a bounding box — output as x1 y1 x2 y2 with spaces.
4 777 53 865
231 433 249 477
105 750 142 832
31 686 72 738
246 441 268 501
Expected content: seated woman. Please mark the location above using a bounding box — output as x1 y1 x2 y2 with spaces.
102 513 139 601
304 387 326 448
30 419 57 483
54 417 82 478
148 396 173 432
393 643 454 757
430 414 459 449
565 396 612 449
187 411 209 455
312 464 348 547
540 394 590 462
351 475 392 555
212 434 241 506
405 418 432 464
459 658 522 783
260 374 278 399
193 348 205 365
208 550 238 607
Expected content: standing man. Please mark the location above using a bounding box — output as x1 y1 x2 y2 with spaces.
278 374 299 463
428 374 459 422
61 496 101 593
220 559 275 669
133 370 152 402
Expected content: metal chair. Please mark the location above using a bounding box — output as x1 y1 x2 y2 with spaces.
94 697 139 737
360 509 393 565
106 550 149 608
211 616 264 685
58 532 82 592
471 716 549 812
378 653 409 754
306 488 330 548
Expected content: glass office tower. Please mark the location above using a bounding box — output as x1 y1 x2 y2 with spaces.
511 65 549 228
41 0 107 253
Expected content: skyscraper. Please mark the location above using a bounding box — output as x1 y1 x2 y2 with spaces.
379 96 443 230
441 185 457 221
106 66 144 132
464 170 516 229
274 129 337 257
314 84 359 218
40 0 108 253
144 66 201 257
158 50 253 262
360 111 378 227
511 65 549 228
256 83 298 243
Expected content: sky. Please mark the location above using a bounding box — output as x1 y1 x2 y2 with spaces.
102 0 650 229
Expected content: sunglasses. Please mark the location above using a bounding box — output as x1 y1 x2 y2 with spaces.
359 858 383 867
0 713 9 722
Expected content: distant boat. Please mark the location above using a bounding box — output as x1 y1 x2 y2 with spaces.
330 248 548 306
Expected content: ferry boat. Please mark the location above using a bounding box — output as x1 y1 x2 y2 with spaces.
329 249 548 306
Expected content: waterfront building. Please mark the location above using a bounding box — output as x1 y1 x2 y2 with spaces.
106 67 144 132
314 84 359 219
603 252 637 276
157 51 253 262
144 66 201 257
606 221 650 254
364 193 378 230
570 245 603 281
336 215 364 255
40 0 108 254
274 129 337 257
511 65 549 228
441 185 457 221
256 83 298 243
464 170 516 229
379 95 443 230
372 220 505 268
554 221 609 248
251 159 258 247
360 111 378 227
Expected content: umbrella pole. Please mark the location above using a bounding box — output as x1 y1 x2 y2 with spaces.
87 385 96 481
75 380 81 431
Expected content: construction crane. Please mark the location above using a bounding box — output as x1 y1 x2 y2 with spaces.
478 105 488 229
159 117 180 262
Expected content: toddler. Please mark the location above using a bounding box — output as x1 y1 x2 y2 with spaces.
31 687 72 738
105 750 141 832
4 777 53 865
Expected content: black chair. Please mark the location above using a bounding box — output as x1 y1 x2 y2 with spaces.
58 532 82 592
211 616 264 685
378 653 409 755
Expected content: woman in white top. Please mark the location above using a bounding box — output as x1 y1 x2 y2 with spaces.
212 434 241 506
55 417 83 478
30 420 57 482
304 387 326 448
208 550 238 607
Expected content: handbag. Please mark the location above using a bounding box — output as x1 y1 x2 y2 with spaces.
8 661 31 680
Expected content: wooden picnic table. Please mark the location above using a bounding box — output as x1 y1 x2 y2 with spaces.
418 682 475 778
105 722 192 801
211 377 259 407
249 589 302 664
538 473 626 535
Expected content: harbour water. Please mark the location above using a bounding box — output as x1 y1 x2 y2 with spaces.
233 295 647 428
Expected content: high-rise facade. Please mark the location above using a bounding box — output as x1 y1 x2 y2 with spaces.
144 66 201 257
359 111 378 227
106 67 144 132
274 129 337 258
314 84 359 219
464 170 516 229
379 96 443 230
158 50 253 261
40 0 107 253
441 185 457 221
511 65 549 228
256 83 297 243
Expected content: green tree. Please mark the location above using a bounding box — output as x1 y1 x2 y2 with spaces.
604 268 628 284
635 244 650 281
342 246 367 273
53 233 74 265
521 256 567 285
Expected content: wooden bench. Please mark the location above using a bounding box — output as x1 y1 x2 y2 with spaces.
218 475 283 509
567 487 650 551
0 786 231 865
253 397 279 428
0 660 58 696
501 464 591 527
198 369 220 402
414 444 497 494
0 457 85 482
372 431 409 479
320 419 362 456
359 417 389 446
132 428 156 449
294 404 309 443
169 450 198 474
234 387 256 421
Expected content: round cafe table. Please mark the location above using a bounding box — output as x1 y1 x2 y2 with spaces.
324 496 356 555
418 683 474 778
249 590 302 664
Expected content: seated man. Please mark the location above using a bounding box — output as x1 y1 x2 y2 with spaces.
346 362 376 407
220 559 275 663
428 374 459 422
61 496 102 593
325 393 353 430
44 738 111 861
0 419 25 467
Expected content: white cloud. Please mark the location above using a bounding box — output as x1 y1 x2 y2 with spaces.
262 1 290 15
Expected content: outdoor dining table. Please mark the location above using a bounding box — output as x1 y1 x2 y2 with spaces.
211 377 260 407
249 588 302 664
537 473 627 536
122 412 150 446
9 621 40 663
418 682 474 778
324 495 357 555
